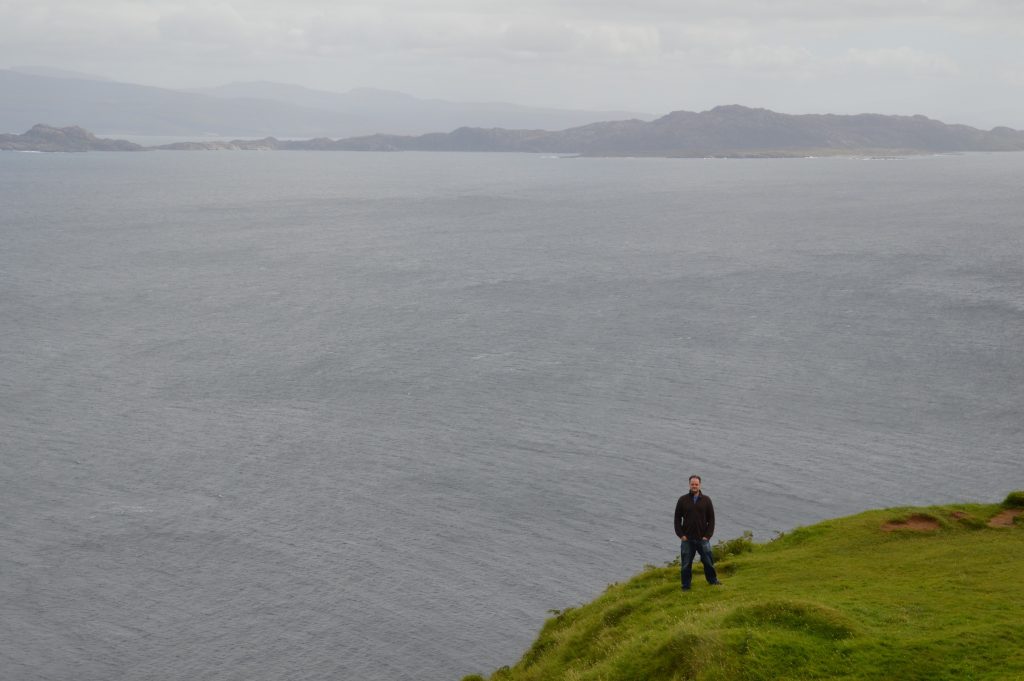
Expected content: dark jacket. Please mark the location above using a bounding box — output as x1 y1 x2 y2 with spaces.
674 493 715 540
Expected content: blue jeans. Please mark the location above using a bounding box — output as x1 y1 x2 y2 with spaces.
680 538 719 588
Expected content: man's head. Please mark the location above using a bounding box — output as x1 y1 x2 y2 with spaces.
688 475 702 494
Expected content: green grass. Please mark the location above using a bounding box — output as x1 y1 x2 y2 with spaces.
462 495 1024 681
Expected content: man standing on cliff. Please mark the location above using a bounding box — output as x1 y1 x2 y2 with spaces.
674 475 722 591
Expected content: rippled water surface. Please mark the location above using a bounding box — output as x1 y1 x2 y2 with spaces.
2 150 1023 680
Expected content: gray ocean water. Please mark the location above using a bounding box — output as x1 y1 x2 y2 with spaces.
2 150 1023 681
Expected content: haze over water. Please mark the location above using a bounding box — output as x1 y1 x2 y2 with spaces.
3 150 1022 681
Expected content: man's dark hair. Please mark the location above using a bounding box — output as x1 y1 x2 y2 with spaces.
689 475 701 483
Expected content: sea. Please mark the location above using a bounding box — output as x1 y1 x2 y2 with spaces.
2 149 1022 681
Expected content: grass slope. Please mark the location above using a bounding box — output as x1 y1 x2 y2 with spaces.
464 493 1024 681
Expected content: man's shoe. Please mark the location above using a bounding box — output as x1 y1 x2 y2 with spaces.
681 586 691 592
709 581 723 586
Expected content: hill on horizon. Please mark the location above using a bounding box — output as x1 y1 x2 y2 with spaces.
190 81 652 135
5 105 1024 157
0 69 652 138
270 105 1024 156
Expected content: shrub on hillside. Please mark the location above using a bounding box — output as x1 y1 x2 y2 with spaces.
715 531 754 559
1003 491 1024 508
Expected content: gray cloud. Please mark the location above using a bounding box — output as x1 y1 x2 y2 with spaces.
840 47 961 76
1 0 1022 128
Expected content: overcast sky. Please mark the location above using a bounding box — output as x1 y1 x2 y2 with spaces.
2 0 1023 128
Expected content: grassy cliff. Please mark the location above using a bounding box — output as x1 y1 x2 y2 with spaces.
463 493 1024 681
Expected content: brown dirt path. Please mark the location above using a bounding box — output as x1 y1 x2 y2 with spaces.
987 509 1023 528
881 514 940 532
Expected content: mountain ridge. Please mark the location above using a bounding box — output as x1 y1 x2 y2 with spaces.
4 106 1023 156
191 80 651 134
329 105 1024 155
0 70 652 138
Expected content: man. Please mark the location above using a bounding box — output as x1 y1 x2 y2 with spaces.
674 475 722 591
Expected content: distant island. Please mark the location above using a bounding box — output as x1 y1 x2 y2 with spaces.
0 124 142 152
5 105 1024 157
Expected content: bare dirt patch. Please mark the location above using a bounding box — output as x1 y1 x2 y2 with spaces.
881 514 940 532
950 511 969 519
987 509 1023 528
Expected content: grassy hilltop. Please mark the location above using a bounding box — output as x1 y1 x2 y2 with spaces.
464 493 1024 681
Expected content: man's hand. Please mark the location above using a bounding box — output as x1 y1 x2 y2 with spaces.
680 535 688 541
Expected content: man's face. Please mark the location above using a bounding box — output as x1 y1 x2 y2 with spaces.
689 477 701 494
